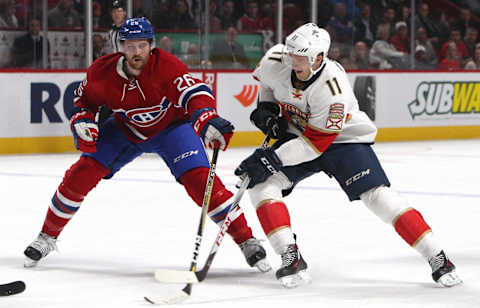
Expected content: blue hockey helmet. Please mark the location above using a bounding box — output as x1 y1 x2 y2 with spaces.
119 17 154 41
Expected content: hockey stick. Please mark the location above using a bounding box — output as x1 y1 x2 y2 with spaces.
144 146 220 305
0 281 26 296
153 176 251 284
152 136 271 286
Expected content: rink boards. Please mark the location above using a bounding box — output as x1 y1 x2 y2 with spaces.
1 70 479 154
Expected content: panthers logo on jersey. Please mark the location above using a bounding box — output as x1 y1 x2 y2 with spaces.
125 97 171 127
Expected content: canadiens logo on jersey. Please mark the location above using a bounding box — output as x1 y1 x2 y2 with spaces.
124 97 172 127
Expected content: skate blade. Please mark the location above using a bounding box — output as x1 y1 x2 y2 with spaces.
23 257 38 268
254 259 272 273
437 271 463 287
279 270 312 288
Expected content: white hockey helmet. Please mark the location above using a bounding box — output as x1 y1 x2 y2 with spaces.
285 23 331 66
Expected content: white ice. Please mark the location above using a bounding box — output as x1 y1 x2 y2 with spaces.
1 139 480 308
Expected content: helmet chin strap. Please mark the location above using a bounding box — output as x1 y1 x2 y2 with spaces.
303 58 325 81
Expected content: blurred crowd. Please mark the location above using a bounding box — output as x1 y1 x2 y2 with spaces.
0 0 479 70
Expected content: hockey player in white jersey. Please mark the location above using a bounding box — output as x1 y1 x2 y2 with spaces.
234 23 462 288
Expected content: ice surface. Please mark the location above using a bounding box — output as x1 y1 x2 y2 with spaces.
1 139 479 308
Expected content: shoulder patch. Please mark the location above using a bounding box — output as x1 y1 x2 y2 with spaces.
325 103 345 130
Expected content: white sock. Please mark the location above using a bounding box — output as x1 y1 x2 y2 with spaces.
268 227 295 255
414 232 442 260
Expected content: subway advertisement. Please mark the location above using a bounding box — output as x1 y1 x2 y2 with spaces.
1 71 479 154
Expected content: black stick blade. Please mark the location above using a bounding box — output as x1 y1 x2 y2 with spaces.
0 281 26 296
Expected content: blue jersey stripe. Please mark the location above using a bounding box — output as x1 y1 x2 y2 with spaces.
180 84 213 110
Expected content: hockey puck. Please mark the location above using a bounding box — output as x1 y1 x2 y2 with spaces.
0 281 26 296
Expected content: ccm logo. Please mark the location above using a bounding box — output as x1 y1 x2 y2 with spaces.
260 157 278 174
174 150 199 163
345 169 370 186
193 110 216 132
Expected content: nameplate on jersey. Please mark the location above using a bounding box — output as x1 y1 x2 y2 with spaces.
125 97 171 127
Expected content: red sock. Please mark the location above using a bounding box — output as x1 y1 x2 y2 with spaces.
256 200 291 236
181 168 252 244
393 208 431 246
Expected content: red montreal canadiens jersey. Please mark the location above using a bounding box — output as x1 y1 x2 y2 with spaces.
74 48 215 142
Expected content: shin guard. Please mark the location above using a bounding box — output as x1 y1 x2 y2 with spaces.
42 156 110 237
181 168 252 244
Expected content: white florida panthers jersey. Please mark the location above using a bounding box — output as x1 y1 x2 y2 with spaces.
253 44 377 167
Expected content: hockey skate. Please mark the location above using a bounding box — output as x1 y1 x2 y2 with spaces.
24 232 58 268
239 237 272 272
276 244 311 288
428 250 462 287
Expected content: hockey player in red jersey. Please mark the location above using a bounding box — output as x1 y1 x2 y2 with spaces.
235 23 462 288
23 17 271 273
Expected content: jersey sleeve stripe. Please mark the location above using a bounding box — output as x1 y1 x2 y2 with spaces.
178 83 214 110
302 125 339 153
306 122 340 133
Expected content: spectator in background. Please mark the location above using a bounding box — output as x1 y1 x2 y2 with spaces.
328 2 354 43
380 6 396 36
369 23 407 69
217 0 238 30
463 59 477 70
237 0 262 32
413 45 434 70
315 0 333 27
350 40 370 69
151 0 171 30
11 18 49 68
450 7 479 38
92 1 109 29
158 35 174 54
92 34 107 61
430 9 450 49
437 42 461 70
329 43 342 62
474 44 480 67
439 28 469 62
396 4 411 28
133 0 150 19
48 0 82 28
171 0 197 30
339 56 354 70
211 26 249 69
330 0 358 20
414 2 438 45
0 0 18 28
201 1 221 31
353 3 376 47
108 0 126 53
182 43 209 69
389 21 410 53
415 26 437 67
465 43 480 69
464 27 478 59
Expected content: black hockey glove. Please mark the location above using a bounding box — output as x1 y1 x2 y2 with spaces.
234 148 283 188
250 101 288 139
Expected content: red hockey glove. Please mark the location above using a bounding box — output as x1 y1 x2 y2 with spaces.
191 107 234 150
70 108 99 153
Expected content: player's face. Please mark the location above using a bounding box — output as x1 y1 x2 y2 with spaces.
123 39 151 71
289 53 311 80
